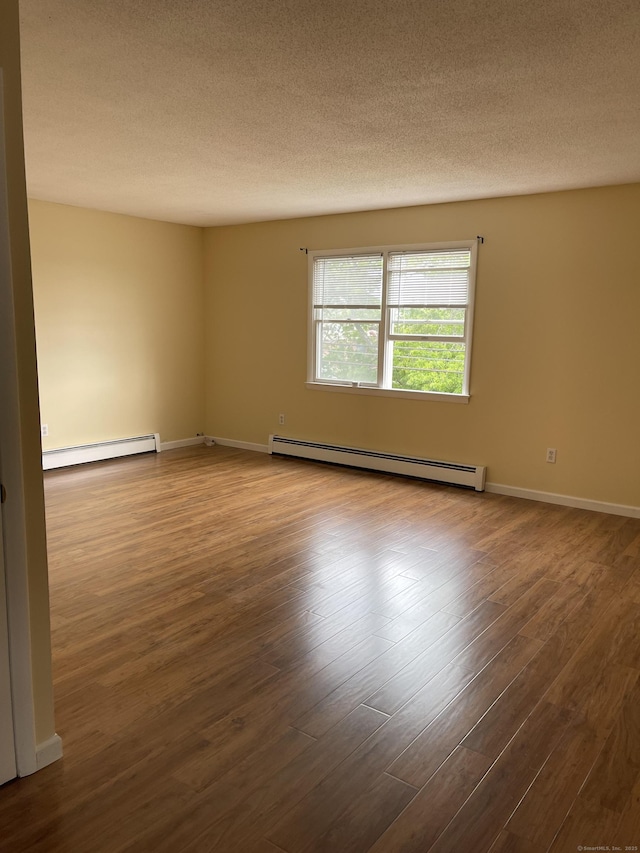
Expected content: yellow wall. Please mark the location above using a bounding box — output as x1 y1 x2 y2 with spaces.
0 0 54 743
29 200 205 449
204 184 640 508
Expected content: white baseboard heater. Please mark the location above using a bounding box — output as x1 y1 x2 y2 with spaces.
42 433 160 471
269 435 486 491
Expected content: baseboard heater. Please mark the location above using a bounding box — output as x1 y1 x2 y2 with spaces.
269 435 486 491
42 433 160 471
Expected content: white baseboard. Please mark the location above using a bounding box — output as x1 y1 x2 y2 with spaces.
34 733 63 772
485 482 640 519
159 436 205 451
208 436 269 454
43 433 160 470
164 435 640 519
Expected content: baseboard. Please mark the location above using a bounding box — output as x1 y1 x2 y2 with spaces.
197 437 640 519
485 482 640 519
43 433 160 470
159 436 205 451
208 436 269 454
34 733 63 772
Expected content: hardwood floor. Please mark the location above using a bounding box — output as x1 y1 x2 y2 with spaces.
1 444 639 851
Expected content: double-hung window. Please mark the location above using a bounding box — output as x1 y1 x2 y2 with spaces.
308 241 477 401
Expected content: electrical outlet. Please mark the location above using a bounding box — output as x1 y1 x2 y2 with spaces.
41 423 48 438
546 447 557 464
278 413 285 425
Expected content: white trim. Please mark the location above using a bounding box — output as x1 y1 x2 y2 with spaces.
205 433 639 518
485 482 640 519
380 251 390 386
42 434 158 471
0 72 38 778
307 251 315 387
159 436 205 451
305 381 469 403
208 437 269 454
0 494 17 784
35 733 62 771
207 435 640 518
462 240 478 396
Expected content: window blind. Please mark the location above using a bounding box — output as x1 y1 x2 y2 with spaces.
387 249 471 307
313 254 383 307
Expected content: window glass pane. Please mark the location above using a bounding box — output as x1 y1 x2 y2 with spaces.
391 307 465 337
318 322 379 384
391 340 465 394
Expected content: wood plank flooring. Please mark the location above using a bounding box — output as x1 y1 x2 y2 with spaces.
1 444 639 851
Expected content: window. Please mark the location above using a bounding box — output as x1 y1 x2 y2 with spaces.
308 240 478 401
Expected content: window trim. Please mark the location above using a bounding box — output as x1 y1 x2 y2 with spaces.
307 239 478 401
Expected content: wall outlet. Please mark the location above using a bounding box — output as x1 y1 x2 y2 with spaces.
41 423 48 438
546 447 557 464
278 413 285 425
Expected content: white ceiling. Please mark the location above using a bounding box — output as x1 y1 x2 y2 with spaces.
18 0 640 226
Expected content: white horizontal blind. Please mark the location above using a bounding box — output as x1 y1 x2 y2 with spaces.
387 249 471 307
313 254 383 307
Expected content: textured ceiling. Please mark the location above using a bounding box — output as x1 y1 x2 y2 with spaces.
18 0 640 226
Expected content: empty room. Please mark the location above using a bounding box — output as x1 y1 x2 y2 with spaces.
1 0 639 851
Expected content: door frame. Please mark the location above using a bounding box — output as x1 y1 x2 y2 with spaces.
0 68 39 777
0 495 17 784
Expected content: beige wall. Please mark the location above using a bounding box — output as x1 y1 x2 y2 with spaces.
0 0 54 743
29 200 205 449
204 184 640 508
27 172 640 513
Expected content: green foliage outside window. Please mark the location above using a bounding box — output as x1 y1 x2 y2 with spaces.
391 307 465 394
319 307 466 393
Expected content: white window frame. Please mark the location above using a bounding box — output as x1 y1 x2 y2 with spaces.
306 240 478 403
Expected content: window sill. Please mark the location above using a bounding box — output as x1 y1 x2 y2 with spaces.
305 381 470 404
